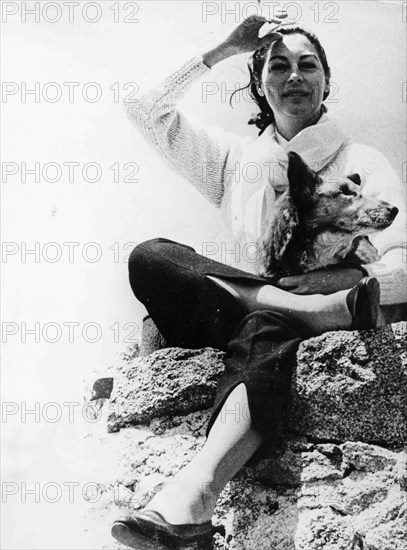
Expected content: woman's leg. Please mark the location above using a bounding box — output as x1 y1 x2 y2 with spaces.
143 309 303 525
206 275 352 335
128 238 250 350
129 238 354 349
144 383 261 524
122 239 371 533
124 239 267 524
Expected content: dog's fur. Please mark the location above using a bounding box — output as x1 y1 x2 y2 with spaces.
259 151 398 280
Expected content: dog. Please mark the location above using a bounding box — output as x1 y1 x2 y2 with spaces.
258 151 398 281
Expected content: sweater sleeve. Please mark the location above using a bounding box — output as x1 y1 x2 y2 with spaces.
359 149 407 305
123 54 245 207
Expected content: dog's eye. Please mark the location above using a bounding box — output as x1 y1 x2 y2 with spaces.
340 185 356 197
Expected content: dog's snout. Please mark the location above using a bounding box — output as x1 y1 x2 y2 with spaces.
390 206 399 218
380 202 399 221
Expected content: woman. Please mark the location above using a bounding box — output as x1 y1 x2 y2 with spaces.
112 15 407 549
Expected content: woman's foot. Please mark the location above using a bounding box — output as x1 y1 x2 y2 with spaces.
346 277 380 330
307 276 380 334
268 277 380 335
111 467 217 548
111 510 214 549
143 469 217 525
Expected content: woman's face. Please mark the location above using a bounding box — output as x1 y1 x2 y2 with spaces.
259 34 329 121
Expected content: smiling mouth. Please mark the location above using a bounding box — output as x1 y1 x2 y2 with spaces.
283 91 309 98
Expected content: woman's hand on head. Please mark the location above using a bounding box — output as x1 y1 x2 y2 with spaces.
202 13 287 68
276 267 365 295
223 14 287 56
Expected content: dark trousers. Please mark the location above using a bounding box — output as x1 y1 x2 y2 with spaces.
128 238 314 456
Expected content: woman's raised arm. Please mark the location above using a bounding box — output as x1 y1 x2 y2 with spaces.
124 15 286 206
124 54 242 206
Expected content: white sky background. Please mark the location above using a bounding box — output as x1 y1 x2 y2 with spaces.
1 1 406 548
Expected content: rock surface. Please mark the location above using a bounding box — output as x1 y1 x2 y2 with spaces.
109 322 407 447
108 347 225 432
89 321 407 550
139 315 167 357
289 321 407 446
86 408 407 550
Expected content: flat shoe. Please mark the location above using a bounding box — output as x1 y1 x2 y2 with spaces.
346 276 380 331
111 509 214 549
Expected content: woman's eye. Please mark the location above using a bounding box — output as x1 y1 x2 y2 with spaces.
270 63 316 71
270 64 287 71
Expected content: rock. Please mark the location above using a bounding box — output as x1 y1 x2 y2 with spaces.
289 322 407 446
254 443 303 487
253 441 406 550
108 322 407 447
90 377 114 400
108 347 225 432
148 408 212 437
83 419 208 549
88 416 407 549
341 441 398 472
139 315 166 357
93 321 407 549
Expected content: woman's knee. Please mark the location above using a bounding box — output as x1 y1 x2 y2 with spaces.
128 237 198 277
128 238 167 275
129 238 159 261
128 239 166 297
128 238 191 298
128 237 189 267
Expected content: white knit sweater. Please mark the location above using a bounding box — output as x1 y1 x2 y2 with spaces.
125 54 407 305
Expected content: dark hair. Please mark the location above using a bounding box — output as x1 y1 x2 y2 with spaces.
232 25 331 135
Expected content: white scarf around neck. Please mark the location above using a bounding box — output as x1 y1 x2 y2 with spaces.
221 113 349 255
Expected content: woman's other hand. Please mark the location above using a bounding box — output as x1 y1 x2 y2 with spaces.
276 268 365 295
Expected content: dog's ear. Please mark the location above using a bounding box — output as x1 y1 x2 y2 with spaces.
346 173 361 186
287 151 319 208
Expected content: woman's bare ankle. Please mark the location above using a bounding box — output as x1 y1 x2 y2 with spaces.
315 291 352 331
143 475 217 525
290 292 352 334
